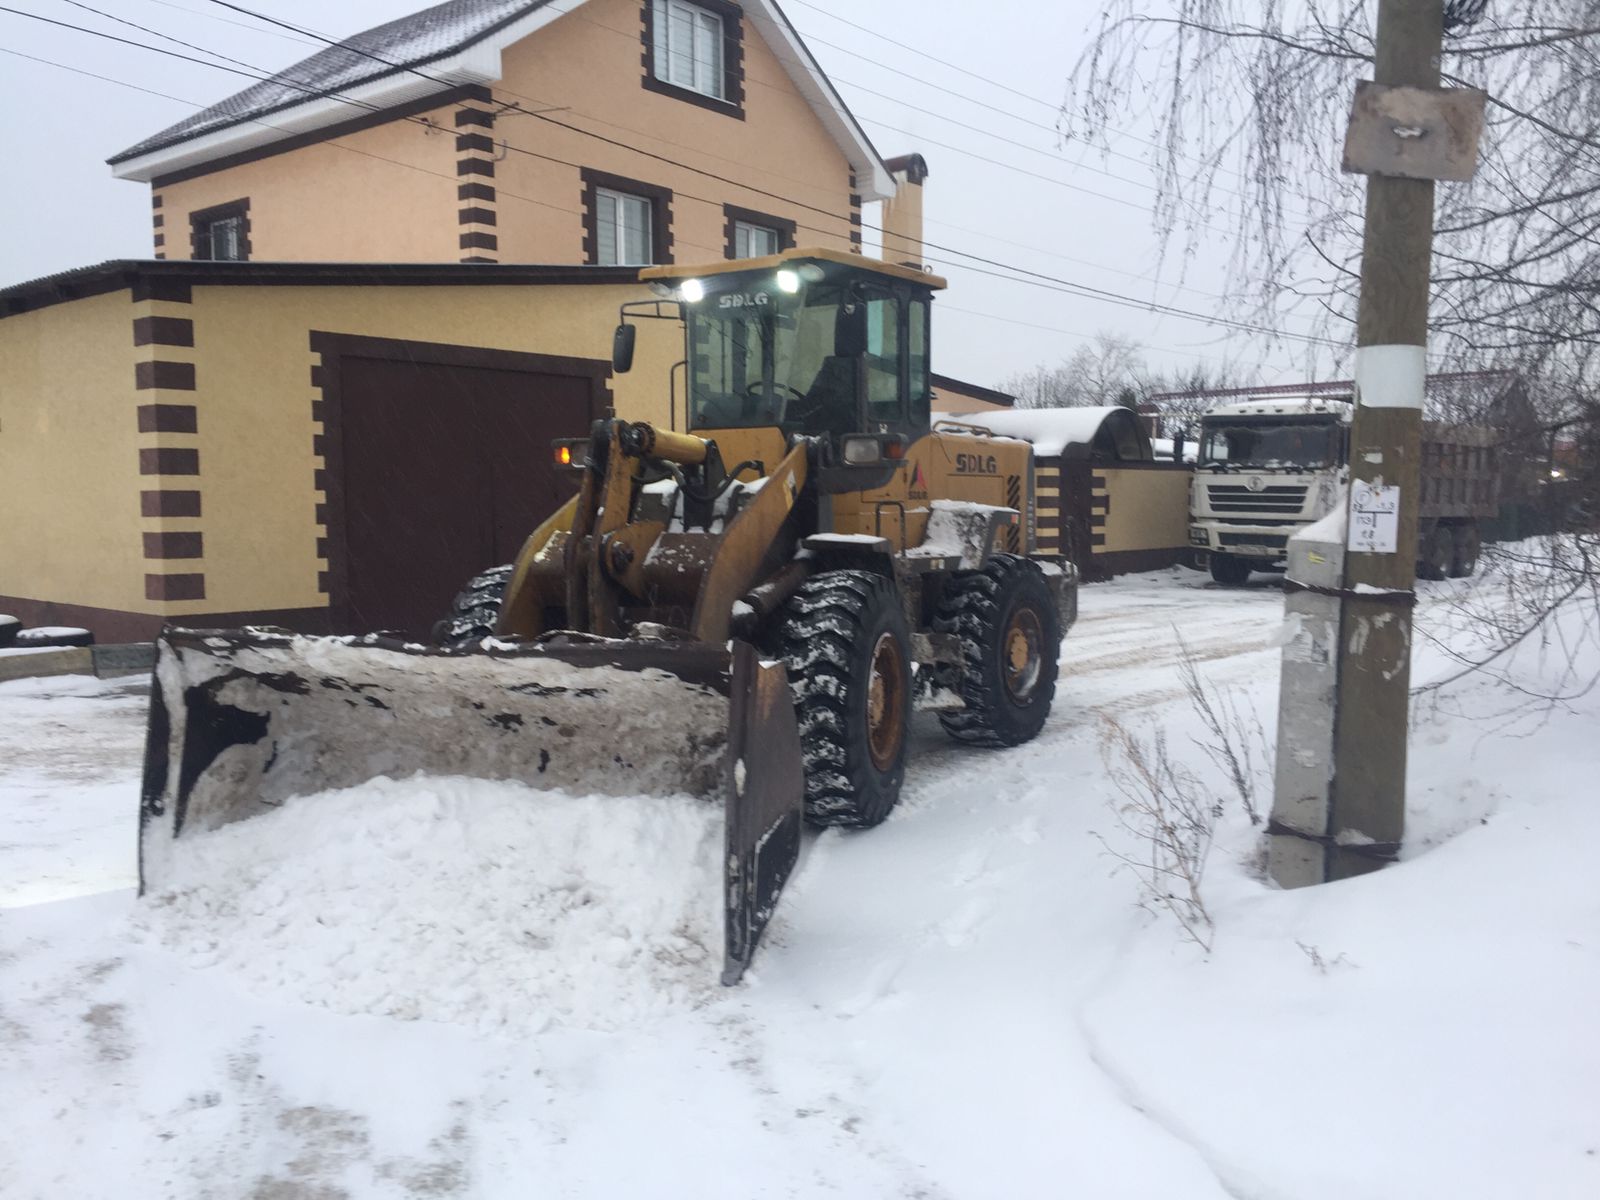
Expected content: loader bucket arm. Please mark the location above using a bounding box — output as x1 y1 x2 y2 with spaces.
139 629 803 984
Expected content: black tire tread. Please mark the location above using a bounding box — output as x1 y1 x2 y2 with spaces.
934 554 1060 748
434 563 513 647
777 570 907 828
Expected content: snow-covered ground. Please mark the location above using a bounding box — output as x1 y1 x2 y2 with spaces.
2 565 1596 1199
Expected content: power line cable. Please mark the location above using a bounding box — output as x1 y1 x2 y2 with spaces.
4 31 1258 367
134 0 323 47
4 3 1332 347
0 43 726 260
187 0 1333 345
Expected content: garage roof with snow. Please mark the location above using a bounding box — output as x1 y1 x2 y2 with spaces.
936 406 1155 461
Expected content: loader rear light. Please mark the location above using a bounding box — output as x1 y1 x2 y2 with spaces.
884 439 907 460
553 438 589 469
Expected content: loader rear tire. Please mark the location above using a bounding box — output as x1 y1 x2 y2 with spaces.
433 564 513 648
777 570 910 829
934 554 1060 747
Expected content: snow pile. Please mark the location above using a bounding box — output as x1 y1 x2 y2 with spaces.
134 776 725 1035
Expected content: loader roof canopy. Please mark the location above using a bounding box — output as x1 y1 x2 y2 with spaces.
642 246 947 291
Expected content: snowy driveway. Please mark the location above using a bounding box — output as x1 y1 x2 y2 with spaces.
2 568 1596 1199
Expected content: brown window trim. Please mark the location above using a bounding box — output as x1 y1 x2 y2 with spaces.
722 204 797 259
190 198 251 261
640 0 746 121
580 168 674 266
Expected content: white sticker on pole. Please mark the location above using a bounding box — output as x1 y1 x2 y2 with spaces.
1354 344 1426 409
1348 481 1400 553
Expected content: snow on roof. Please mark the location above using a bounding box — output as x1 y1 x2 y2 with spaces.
936 406 1130 457
112 1 544 164
1209 396 1354 419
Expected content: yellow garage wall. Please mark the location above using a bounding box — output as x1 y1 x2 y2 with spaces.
1096 467 1193 553
933 386 1012 415
155 107 461 262
180 280 667 616
0 293 148 613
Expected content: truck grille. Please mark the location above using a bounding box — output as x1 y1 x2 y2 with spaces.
1219 532 1289 550
1206 484 1309 516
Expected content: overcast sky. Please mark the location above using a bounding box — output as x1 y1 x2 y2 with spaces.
0 0 1348 390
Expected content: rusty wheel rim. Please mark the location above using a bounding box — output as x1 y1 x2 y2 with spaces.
1003 606 1044 704
866 630 907 772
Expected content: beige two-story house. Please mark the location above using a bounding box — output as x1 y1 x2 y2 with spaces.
107 0 928 269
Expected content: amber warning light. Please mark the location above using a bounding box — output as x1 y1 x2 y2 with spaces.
552 438 588 469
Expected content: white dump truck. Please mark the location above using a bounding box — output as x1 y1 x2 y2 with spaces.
1188 396 1499 585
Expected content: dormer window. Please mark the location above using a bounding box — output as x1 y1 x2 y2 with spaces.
643 0 745 116
652 0 723 100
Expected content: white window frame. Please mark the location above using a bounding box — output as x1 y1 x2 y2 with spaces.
734 220 780 259
595 187 654 266
652 0 725 101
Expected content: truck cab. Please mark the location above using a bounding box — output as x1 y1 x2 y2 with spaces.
1189 396 1352 585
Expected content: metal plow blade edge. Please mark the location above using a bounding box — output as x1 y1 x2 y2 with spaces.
139 628 804 984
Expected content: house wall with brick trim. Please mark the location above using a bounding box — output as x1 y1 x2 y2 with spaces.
138 0 860 270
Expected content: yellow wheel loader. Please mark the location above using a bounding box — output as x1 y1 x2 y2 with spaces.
140 248 1078 983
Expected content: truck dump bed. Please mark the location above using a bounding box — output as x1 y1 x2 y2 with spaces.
1420 422 1499 521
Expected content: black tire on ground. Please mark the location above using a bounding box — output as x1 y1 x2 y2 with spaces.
1209 553 1252 586
432 563 514 647
776 569 911 829
0 616 18 649
1449 523 1481 578
1417 524 1453 581
934 554 1061 748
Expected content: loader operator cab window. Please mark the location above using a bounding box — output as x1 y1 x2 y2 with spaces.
863 291 903 425
683 265 931 442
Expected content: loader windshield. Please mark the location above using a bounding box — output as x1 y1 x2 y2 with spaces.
684 275 849 434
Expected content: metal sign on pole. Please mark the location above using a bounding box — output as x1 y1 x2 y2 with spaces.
1268 0 1486 888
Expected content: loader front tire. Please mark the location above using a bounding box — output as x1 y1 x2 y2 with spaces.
777 570 910 829
934 554 1060 747
433 563 513 648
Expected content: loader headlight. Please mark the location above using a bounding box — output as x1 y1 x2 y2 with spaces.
775 268 801 294
841 435 883 465
679 278 705 303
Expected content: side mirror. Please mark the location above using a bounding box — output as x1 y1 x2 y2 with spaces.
612 323 637 374
834 301 868 358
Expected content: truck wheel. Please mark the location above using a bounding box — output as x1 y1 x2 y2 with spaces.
1417 525 1452 581
1450 524 1481 578
433 564 513 647
1209 554 1252 586
934 554 1061 747
776 570 910 829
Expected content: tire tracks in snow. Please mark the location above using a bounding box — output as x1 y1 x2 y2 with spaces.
1074 940 1271 1200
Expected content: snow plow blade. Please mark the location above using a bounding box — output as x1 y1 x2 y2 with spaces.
139 628 804 984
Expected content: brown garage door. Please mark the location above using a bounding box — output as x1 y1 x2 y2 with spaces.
315 335 608 637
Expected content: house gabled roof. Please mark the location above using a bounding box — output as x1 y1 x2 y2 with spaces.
107 0 895 199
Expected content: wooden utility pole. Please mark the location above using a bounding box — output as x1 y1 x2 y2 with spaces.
1271 0 1488 887
1323 0 1444 880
